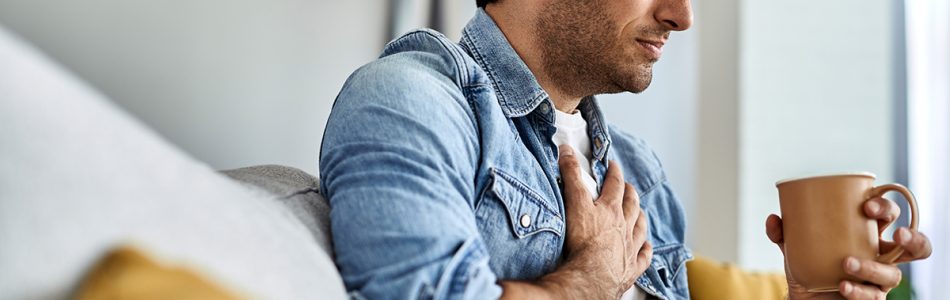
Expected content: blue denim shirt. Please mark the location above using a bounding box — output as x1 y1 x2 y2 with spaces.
320 9 692 300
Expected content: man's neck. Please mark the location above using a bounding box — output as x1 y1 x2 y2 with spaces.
484 5 583 114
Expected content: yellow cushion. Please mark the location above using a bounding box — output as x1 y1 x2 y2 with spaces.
687 255 787 300
74 246 243 300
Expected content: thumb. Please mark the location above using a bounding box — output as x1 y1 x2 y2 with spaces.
765 214 786 254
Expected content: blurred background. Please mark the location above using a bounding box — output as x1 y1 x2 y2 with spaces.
0 0 945 298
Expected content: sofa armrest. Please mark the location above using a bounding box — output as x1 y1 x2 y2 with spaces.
220 165 334 256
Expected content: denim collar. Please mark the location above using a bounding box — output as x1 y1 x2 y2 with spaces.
459 9 611 161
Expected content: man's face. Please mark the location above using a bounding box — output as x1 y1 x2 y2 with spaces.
536 0 692 95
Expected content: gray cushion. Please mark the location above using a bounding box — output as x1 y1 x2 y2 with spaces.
221 165 334 256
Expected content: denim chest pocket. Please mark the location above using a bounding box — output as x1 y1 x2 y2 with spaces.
482 168 563 238
640 243 692 296
655 245 690 283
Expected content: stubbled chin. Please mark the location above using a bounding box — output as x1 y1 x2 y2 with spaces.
618 65 653 94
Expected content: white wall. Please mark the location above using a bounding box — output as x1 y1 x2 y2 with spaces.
0 1 387 175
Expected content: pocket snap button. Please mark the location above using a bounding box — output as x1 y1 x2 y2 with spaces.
519 214 531 228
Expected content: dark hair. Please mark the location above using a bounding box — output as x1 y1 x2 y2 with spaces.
476 0 498 8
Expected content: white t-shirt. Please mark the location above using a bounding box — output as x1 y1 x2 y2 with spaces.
552 107 648 300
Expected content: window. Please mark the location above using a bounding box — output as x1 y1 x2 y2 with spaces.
906 0 949 299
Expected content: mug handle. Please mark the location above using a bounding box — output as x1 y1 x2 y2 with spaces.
869 183 919 263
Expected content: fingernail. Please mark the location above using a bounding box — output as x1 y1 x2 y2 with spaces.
898 228 912 244
866 200 880 215
559 145 573 156
845 257 860 273
842 281 853 294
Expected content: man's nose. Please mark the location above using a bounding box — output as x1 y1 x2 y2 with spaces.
655 0 693 31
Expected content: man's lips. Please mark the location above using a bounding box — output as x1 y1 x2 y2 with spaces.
635 38 665 59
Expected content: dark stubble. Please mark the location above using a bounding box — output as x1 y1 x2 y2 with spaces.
536 0 660 96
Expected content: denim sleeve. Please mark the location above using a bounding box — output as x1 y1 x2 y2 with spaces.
320 52 501 300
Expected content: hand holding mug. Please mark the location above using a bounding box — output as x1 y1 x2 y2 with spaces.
766 174 933 299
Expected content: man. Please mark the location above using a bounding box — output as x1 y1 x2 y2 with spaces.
319 0 933 299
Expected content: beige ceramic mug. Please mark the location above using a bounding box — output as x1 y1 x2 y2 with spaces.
775 172 919 292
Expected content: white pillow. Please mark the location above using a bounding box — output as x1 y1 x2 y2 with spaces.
0 26 346 300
